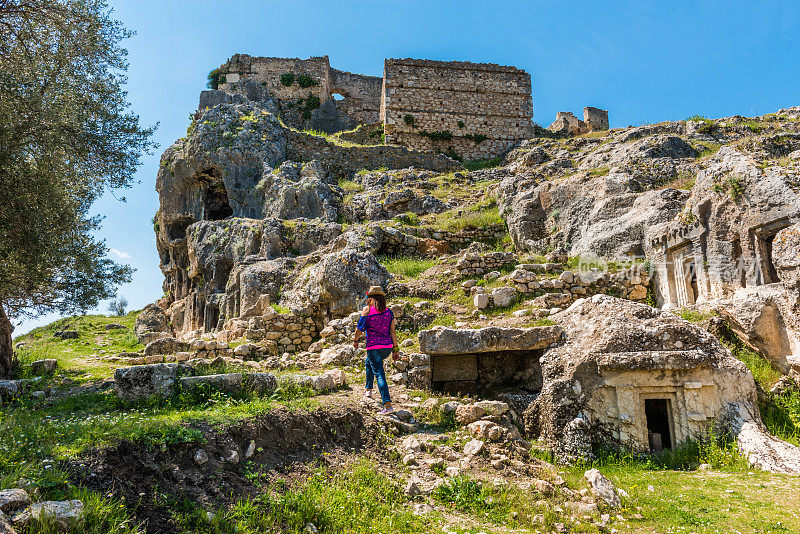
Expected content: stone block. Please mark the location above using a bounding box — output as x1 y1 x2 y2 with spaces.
432 354 477 382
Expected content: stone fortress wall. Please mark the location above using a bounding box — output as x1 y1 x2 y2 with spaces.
216 54 383 128
381 58 534 160
213 54 554 161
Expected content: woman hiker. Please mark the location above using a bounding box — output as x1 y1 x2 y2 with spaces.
353 286 399 415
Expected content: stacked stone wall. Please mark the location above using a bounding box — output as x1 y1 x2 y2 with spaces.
285 128 462 174
218 54 331 104
381 58 533 160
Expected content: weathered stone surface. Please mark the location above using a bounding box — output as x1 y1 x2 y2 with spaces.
462 439 485 456
584 468 621 507
29 359 57 376
0 510 15 534
455 404 486 425
114 363 194 401
12 500 84 529
419 325 563 355
467 420 502 441
526 295 759 462
143 337 189 356
179 373 242 395
134 303 171 344
0 490 28 513
726 402 800 475
283 247 390 318
243 372 278 394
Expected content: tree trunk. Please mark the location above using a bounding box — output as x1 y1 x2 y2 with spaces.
0 303 14 378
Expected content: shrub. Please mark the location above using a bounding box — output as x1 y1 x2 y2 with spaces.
280 72 295 86
403 114 415 126
378 255 437 278
296 74 317 88
587 166 610 177
206 68 224 90
419 130 453 141
464 157 503 171
457 120 465 129
464 133 488 144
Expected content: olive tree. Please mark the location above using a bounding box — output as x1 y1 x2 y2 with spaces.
0 0 156 376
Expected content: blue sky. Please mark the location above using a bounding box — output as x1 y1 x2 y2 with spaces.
14 0 800 335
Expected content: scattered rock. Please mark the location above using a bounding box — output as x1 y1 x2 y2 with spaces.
462 439 485 456
12 500 84 530
193 449 209 466
467 420 502 441
584 468 621 507
29 360 57 376
0 490 28 513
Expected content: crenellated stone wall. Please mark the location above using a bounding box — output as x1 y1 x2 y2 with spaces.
381 58 534 161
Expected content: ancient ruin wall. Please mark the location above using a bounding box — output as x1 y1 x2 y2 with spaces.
381 58 534 160
216 55 382 127
329 68 382 124
218 54 332 103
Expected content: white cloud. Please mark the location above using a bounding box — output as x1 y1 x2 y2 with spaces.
110 248 132 260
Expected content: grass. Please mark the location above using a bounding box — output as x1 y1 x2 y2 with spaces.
14 312 144 380
658 171 696 190
270 303 291 315
377 255 437 278
463 157 503 171
432 197 504 233
587 166 610 177
695 141 723 158
564 462 800 533
675 307 714 323
171 460 436 533
337 178 364 193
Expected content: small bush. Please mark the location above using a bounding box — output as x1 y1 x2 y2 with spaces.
393 212 420 226
457 120 465 129
280 72 295 86
587 166 610 177
296 74 317 88
206 68 224 90
378 255 437 278
419 130 453 141
403 114 415 126
464 133 488 144
464 157 503 171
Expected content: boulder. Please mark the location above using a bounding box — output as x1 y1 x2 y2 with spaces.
0 489 28 513
143 337 188 356
418 325 563 355
283 247 391 318
525 295 760 462
318 344 357 366
12 500 84 530
179 373 243 395
455 404 486 425
134 303 172 344
114 363 194 401
29 360 57 376
726 402 800 475
243 372 278 394
490 287 517 308
467 420 502 441
584 468 621 508
462 439 486 456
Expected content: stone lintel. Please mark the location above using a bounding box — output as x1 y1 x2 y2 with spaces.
418 326 563 355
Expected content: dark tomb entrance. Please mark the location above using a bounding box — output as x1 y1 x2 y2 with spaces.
645 398 673 451
431 349 544 396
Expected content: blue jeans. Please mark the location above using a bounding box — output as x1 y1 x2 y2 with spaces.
365 348 392 404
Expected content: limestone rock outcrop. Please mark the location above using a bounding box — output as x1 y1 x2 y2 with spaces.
525 295 760 462
133 303 172 344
